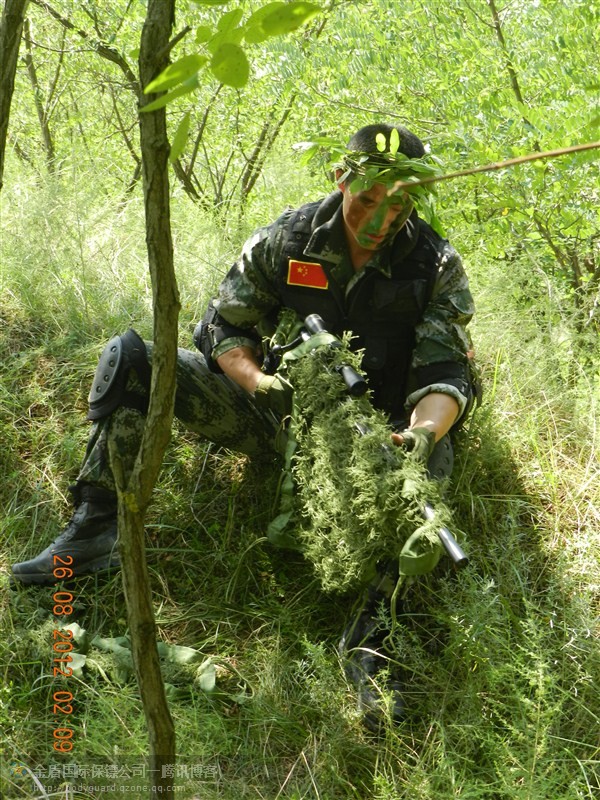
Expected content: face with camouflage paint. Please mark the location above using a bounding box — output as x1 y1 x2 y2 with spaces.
337 177 414 253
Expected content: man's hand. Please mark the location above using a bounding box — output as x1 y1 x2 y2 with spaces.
254 373 294 417
392 427 436 463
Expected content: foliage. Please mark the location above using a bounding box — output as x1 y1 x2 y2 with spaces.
142 0 320 100
9 0 598 314
296 133 446 234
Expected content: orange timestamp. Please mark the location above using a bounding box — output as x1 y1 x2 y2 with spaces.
51 553 76 753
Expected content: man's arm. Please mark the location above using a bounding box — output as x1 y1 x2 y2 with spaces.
216 346 263 393
391 392 459 447
407 242 475 428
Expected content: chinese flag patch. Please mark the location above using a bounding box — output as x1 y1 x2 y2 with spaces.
287 259 329 289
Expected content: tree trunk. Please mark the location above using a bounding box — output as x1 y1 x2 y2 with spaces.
113 0 179 791
485 0 540 150
23 17 56 171
0 0 30 192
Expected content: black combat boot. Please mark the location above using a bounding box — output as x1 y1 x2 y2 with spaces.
11 484 119 585
339 580 404 732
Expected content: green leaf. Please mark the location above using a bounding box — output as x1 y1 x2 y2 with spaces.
195 25 214 44
261 1 321 36
390 128 400 155
217 8 244 32
245 1 320 43
376 133 386 152
156 641 203 664
191 0 229 5
245 2 285 43
69 652 87 679
63 622 91 653
195 658 217 692
207 26 245 55
169 112 191 164
210 43 249 88
140 75 200 112
144 54 207 94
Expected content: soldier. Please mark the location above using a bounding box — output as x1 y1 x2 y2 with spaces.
12 123 475 727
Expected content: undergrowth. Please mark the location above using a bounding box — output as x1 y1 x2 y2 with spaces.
0 161 598 799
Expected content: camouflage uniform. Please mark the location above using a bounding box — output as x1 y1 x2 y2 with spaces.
76 190 473 492
75 347 283 493
212 190 474 421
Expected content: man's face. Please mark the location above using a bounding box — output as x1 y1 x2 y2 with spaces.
339 179 414 251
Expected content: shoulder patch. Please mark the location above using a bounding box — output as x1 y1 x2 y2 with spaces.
287 259 329 290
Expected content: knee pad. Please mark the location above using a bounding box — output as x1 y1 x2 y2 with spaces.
427 434 454 481
87 328 152 420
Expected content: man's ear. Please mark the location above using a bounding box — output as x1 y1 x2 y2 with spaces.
334 168 346 190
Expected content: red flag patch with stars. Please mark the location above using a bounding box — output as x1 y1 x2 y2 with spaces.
287 259 329 290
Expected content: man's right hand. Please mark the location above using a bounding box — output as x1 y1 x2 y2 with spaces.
254 373 294 417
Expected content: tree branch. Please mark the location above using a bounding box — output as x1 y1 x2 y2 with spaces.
29 0 139 95
390 141 600 193
486 0 539 147
23 17 56 169
156 25 192 62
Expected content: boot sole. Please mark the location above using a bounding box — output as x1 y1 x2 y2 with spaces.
11 554 121 587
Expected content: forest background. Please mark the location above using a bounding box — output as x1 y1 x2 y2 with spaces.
0 0 599 798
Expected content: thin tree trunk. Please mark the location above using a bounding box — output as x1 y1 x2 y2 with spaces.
485 0 539 149
112 0 179 791
0 0 30 191
23 17 56 170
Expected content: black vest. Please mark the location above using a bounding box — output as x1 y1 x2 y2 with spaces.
274 198 445 419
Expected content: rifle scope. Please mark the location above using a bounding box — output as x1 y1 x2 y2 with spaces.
303 315 368 397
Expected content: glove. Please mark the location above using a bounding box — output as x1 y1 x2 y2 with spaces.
254 373 294 417
398 427 436 463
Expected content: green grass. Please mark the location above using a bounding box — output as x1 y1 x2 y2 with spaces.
1 160 599 799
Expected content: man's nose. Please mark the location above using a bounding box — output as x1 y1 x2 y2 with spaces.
367 205 388 232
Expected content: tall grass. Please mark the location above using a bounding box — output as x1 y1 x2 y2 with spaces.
1 156 598 799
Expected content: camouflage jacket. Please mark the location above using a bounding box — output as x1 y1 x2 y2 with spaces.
209 191 475 421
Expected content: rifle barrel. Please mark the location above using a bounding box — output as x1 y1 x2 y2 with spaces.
423 503 469 569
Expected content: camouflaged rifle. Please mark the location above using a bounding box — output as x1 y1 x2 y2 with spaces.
269 313 469 571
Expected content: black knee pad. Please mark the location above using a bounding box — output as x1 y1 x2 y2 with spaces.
427 434 454 481
87 328 152 420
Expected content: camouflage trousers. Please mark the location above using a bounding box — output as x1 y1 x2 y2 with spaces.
77 341 284 494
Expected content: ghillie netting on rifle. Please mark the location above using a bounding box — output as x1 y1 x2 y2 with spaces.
267 311 459 594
